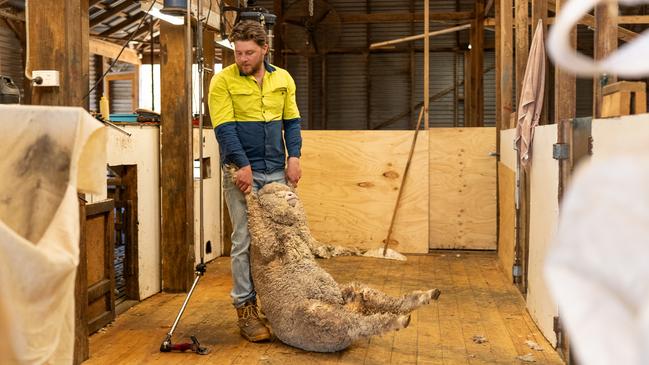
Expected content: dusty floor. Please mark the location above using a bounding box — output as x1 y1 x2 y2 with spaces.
85 251 564 364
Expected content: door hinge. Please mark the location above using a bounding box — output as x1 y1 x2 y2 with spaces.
553 316 562 333
553 315 564 350
553 143 570 160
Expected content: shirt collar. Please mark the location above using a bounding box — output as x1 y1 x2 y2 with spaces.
238 60 276 77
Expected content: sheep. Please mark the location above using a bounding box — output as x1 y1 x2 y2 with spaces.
244 182 441 352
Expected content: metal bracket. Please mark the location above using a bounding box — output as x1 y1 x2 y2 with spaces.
553 143 569 160
553 316 562 333
553 316 564 349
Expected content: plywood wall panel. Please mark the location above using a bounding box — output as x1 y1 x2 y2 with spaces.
500 128 517 171
498 162 516 283
299 130 429 254
591 115 649 162
527 124 559 347
429 128 497 249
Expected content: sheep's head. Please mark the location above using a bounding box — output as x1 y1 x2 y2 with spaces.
257 182 306 226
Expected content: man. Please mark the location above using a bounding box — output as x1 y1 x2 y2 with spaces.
208 20 303 342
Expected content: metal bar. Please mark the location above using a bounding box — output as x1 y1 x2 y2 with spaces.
103 120 132 136
166 273 202 337
424 0 429 128
197 0 206 266
321 56 327 129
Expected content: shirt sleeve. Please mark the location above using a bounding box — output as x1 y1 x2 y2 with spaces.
209 72 235 128
209 71 250 167
283 72 303 158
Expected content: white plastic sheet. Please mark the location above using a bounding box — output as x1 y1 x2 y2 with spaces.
545 142 649 365
548 0 649 77
0 105 106 364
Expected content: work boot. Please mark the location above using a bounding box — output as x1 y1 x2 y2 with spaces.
236 300 271 342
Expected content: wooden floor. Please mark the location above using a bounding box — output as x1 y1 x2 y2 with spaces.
85 251 564 364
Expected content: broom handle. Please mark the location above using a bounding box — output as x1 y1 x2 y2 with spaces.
383 106 425 256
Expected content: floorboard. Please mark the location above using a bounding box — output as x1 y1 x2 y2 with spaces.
85 251 564 364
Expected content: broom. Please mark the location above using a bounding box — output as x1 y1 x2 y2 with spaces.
363 106 425 261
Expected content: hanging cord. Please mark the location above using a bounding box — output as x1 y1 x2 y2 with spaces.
83 1 156 101
205 0 214 26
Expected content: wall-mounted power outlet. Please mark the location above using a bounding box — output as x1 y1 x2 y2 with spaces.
32 70 60 87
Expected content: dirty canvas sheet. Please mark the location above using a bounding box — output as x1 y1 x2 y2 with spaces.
545 140 649 365
0 105 106 364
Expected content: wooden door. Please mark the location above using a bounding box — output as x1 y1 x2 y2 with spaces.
429 128 497 250
85 200 116 334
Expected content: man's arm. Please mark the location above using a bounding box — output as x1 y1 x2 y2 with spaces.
209 72 252 192
282 73 303 186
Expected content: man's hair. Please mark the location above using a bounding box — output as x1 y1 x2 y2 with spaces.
229 20 267 47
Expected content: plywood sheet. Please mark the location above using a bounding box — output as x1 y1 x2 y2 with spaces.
193 128 221 263
104 126 161 300
498 162 516 283
429 128 497 250
86 215 107 286
591 114 649 163
527 124 559 347
500 128 517 171
299 130 429 254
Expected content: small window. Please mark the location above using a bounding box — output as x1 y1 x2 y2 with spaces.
193 157 211 180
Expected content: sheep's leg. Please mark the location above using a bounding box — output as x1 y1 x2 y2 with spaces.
340 282 440 315
296 225 364 258
302 301 411 340
310 239 365 259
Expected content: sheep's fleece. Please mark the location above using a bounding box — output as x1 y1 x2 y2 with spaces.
245 182 441 352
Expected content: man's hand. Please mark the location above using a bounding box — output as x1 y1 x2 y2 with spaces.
286 157 301 187
236 165 253 194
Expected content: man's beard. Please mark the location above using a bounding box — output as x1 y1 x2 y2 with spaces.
240 59 264 76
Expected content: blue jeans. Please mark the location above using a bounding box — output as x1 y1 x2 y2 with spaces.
223 168 287 308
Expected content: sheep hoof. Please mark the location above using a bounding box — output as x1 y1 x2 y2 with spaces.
430 288 441 301
394 314 411 331
402 314 411 329
417 289 441 305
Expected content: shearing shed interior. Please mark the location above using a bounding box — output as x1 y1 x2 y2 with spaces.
1 0 649 364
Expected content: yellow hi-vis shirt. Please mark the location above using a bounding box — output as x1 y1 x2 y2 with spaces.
208 61 302 173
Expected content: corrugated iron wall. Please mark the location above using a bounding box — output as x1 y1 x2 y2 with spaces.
89 57 136 114
109 62 136 113
576 25 594 118
89 55 99 111
258 0 496 130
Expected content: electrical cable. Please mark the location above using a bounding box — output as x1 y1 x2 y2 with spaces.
83 0 156 101
205 0 213 26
